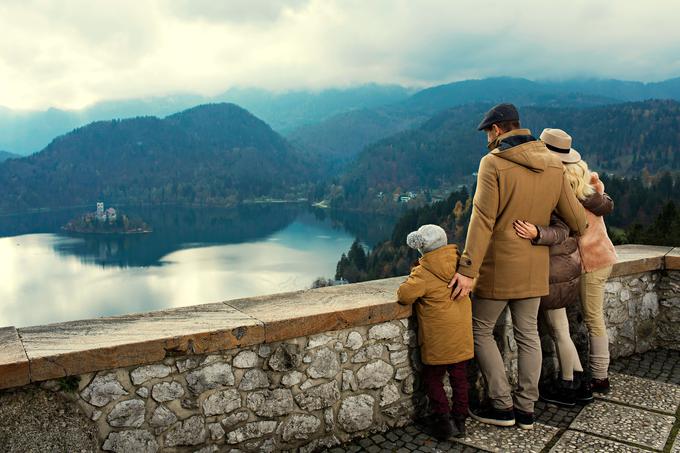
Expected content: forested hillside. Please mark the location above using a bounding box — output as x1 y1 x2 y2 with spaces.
333 100 680 211
287 76 642 164
335 173 680 283
0 103 314 214
0 151 19 162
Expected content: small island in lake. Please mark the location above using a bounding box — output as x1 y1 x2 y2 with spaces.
63 202 152 234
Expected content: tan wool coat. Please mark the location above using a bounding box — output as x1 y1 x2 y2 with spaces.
458 129 588 300
397 244 474 365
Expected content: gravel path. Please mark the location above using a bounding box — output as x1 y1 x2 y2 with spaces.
0 385 98 453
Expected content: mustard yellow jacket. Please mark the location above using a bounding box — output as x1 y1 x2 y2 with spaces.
398 245 473 365
458 129 587 300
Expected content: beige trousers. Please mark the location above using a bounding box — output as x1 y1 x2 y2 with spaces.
472 297 541 413
543 308 583 381
580 265 613 379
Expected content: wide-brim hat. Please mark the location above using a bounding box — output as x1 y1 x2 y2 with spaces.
540 128 581 163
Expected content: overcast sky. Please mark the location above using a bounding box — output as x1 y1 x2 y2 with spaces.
1 0 680 110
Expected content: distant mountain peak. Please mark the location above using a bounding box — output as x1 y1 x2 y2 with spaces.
0 150 20 162
167 101 252 117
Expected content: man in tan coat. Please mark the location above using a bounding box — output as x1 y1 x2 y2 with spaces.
448 103 587 429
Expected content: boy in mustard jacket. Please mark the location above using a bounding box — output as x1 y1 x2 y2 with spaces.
398 224 474 440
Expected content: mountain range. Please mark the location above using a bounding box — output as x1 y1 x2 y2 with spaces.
1 76 680 215
0 151 19 162
0 85 412 155
4 76 680 157
334 99 680 210
0 103 313 214
286 76 680 164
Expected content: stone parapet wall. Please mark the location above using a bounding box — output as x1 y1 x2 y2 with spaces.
0 245 678 452
47 319 425 452
538 271 663 384
658 270 680 349
603 272 661 357
476 270 666 393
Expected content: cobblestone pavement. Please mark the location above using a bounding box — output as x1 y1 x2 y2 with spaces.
331 349 680 453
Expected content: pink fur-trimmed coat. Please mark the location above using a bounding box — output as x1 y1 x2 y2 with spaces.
578 173 618 272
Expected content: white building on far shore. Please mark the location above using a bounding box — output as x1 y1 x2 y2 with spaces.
95 202 117 222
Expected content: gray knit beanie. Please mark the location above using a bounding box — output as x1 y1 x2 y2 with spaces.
406 224 447 255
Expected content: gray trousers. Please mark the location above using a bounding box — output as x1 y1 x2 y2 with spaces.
472 296 541 413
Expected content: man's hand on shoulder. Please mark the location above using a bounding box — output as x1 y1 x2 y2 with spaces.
448 272 474 301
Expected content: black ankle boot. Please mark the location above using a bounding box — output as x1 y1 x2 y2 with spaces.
575 377 594 404
430 413 454 441
539 379 576 407
452 415 466 438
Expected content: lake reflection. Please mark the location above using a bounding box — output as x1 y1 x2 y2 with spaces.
0 205 395 328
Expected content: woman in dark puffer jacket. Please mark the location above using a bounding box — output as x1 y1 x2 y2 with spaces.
512 128 617 406
514 214 583 407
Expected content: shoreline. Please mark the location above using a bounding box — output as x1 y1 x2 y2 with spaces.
61 227 153 235
0 199 310 218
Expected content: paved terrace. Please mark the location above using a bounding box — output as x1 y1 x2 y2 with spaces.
338 348 680 453
0 245 678 452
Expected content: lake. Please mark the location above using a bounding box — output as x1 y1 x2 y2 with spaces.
0 205 396 328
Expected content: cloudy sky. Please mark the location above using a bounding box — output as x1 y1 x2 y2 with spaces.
1 0 679 110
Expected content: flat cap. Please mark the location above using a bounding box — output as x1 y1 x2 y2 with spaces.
477 103 520 131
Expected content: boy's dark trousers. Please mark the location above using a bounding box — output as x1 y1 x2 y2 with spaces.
422 361 469 416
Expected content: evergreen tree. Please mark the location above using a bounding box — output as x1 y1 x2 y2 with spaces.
347 240 368 272
626 201 680 246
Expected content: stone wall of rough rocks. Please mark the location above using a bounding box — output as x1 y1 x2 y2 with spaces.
47 319 428 453
658 270 680 350
9 266 680 452
602 271 662 357
489 271 673 386
539 270 676 381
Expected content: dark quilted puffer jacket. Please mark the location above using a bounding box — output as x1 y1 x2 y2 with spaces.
533 214 582 309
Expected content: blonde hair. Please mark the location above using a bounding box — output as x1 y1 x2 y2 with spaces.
564 160 595 200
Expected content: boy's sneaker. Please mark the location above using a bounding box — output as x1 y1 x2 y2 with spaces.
539 379 576 407
575 379 594 405
514 409 534 430
468 406 515 427
452 415 467 438
592 378 610 394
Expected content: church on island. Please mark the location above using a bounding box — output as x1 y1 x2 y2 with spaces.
95 202 117 222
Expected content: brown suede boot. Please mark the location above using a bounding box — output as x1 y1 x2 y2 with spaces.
592 377 611 394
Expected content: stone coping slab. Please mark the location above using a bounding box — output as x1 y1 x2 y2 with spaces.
0 327 30 389
223 277 410 343
0 244 676 389
666 247 680 270
10 279 410 386
18 303 265 382
610 245 673 278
